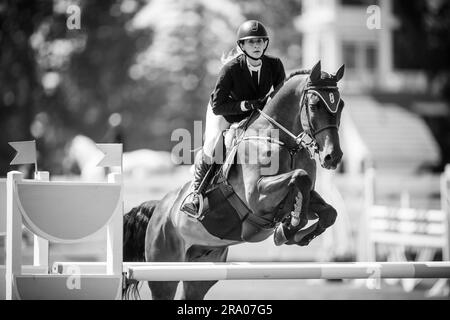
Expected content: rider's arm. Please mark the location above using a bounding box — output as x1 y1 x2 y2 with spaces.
210 65 251 116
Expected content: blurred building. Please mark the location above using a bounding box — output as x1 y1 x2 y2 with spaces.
295 0 443 174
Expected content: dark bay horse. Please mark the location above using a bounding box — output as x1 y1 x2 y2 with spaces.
123 61 345 299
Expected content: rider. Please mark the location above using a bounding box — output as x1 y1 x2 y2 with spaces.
181 20 286 216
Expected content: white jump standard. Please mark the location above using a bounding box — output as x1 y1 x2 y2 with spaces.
4 171 123 300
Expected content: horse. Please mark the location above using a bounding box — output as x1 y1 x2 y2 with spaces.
123 61 345 299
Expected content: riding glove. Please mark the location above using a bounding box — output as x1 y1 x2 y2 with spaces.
244 99 265 111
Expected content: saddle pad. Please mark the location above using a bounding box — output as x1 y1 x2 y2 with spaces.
201 184 247 241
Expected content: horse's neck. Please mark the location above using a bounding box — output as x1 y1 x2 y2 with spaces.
251 76 306 142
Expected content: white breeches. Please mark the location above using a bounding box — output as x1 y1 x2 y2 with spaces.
203 102 230 159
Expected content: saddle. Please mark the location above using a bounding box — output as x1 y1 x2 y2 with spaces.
194 116 289 241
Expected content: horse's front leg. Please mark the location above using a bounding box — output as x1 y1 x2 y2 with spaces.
290 190 337 246
255 168 312 215
251 169 312 242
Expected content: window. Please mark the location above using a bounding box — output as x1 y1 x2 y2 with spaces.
342 41 378 71
365 45 377 70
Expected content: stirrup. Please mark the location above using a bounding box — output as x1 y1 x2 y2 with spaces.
180 192 204 220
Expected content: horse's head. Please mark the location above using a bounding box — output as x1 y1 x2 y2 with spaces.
299 61 345 170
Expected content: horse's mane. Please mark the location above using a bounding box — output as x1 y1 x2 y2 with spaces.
269 69 311 99
286 69 311 80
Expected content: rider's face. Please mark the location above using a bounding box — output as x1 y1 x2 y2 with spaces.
241 38 268 59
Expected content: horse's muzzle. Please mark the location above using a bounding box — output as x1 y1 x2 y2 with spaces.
320 147 343 170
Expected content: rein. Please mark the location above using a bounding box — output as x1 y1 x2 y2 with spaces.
255 109 317 159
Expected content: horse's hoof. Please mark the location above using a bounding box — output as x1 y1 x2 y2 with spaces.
273 228 287 246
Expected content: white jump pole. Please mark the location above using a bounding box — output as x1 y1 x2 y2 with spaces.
126 262 450 282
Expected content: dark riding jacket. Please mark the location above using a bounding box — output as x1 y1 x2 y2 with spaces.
210 54 286 123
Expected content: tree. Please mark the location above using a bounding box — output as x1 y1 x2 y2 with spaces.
394 0 450 101
0 0 305 174
1 0 151 173
129 0 244 151
393 0 450 170
0 0 53 174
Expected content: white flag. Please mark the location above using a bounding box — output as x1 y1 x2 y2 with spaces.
9 140 37 165
96 143 122 167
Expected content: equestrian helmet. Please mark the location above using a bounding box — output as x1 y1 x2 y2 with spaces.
237 20 269 42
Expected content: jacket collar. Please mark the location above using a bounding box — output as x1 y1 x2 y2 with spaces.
238 54 266 69
239 54 267 93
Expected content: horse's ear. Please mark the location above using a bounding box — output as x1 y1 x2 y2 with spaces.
309 61 321 83
335 64 345 82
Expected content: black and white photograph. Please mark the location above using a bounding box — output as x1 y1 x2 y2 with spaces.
1 0 450 305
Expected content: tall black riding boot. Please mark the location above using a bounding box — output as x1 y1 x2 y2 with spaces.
180 154 213 216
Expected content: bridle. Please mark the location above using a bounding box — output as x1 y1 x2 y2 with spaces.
254 84 341 159
300 85 340 137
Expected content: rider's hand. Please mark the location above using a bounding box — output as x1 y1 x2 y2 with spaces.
258 95 269 106
244 99 265 111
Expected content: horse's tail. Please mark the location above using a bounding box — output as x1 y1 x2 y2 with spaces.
122 200 158 300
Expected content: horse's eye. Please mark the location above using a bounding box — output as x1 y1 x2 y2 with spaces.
307 94 320 105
